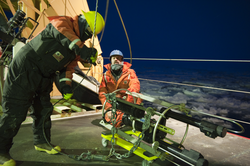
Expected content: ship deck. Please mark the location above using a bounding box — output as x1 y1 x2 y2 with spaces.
11 111 250 166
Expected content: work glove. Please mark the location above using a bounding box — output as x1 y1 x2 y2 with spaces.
80 46 97 65
63 93 73 100
90 51 98 64
59 79 73 100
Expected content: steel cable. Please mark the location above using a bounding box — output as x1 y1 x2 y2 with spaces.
103 57 250 63
138 78 250 94
113 0 133 64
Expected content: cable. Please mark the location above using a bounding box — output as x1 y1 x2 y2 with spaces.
92 0 99 47
103 57 250 63
42 0 104 160
68 0 78 16
136 78 250 126
138 78 250 94
138 77 250 126
191 109 245 133
98 0 109 43
129 58 250 62
113 0 133 64
0 70 3 98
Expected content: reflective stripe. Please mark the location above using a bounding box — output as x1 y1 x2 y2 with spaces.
128 74 130 79
59 78 72 82
104 72 107 84
69 39 81 50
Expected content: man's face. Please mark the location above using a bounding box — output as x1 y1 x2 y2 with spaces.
111 55 123 65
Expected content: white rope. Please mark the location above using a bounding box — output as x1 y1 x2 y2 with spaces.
139 78 250 94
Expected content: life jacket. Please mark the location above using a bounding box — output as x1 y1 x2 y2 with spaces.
99 62 142 110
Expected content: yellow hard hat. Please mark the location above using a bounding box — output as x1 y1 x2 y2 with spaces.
81 10 105 36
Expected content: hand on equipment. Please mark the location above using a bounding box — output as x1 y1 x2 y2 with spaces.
63 93 73 100
80 46 97 65
90 51 98 64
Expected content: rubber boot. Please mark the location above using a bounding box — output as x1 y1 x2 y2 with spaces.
0 153 16 166
34 143 61 154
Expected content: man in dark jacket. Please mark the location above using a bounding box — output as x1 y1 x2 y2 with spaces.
0 10 104 166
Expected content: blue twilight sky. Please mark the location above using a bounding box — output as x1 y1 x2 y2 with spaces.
1 1 249 75
87 0 250 75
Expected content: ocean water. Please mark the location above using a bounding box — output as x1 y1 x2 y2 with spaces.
129 60 250 138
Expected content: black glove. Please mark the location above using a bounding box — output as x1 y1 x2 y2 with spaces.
80 45 97 65
58 70 73 99
60 83 73 100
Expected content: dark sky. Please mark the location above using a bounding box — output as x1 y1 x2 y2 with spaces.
87 0 250 74
2 1 249 74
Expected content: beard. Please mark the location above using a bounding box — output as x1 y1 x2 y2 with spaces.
111 63 123 71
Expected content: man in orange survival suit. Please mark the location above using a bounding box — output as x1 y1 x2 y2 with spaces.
99 50 142 128
0 11 104 166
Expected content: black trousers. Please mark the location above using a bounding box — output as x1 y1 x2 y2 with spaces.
0 46 54 153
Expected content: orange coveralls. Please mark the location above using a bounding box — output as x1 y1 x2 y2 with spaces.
99 62 142 127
